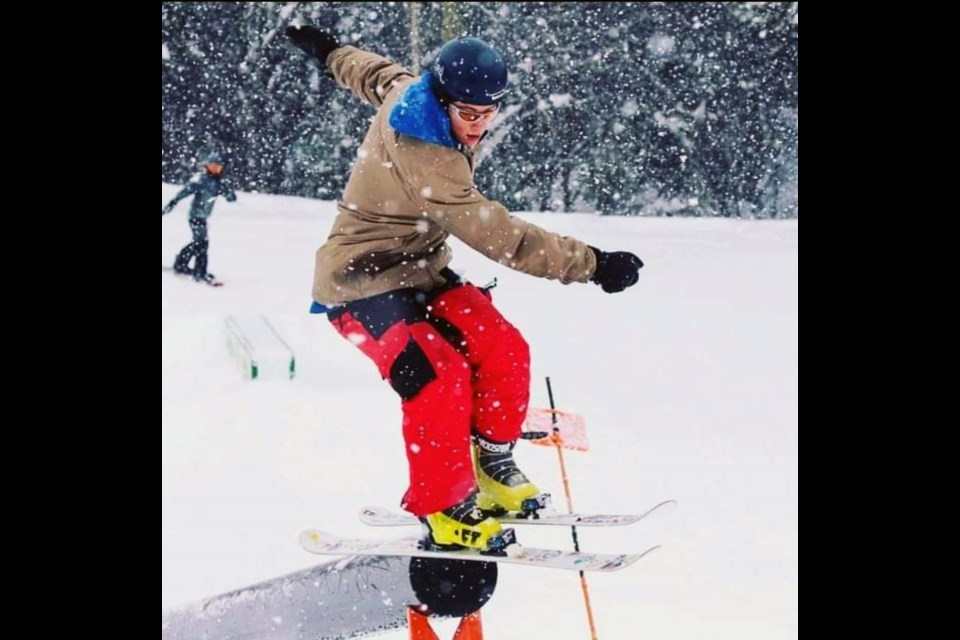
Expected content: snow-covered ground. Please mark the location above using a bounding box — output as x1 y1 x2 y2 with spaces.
162 184 798 639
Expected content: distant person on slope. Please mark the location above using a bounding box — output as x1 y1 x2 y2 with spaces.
162 153 237 285
287 25 643 552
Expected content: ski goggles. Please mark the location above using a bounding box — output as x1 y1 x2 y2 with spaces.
449 103 499 123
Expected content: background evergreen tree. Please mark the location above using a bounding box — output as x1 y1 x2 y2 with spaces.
162 2 798 217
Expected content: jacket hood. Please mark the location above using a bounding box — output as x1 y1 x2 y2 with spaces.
388 72 458 150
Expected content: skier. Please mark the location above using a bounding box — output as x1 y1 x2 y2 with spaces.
288 26 643 551
162 152 237 284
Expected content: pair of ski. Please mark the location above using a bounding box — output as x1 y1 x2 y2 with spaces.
299 499 676 573
162 266 223 287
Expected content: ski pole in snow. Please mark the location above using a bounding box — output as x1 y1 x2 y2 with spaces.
545 376 599 640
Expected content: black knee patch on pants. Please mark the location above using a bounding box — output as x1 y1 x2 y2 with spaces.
389 337 437 400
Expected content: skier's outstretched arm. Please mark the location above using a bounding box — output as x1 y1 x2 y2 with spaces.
162 182 196 215
419 154 642 292
286 24 413 108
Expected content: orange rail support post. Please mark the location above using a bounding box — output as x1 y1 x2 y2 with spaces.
546 376 599 640
408 606 483 640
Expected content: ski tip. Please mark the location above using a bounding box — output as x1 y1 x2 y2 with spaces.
609 545 662 570
646 499 679 517
608 554 642 571
636 544 662 561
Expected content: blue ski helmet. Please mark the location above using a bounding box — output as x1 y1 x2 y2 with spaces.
431 37 508 106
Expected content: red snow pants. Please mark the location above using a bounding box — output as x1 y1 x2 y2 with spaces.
328 276 530 516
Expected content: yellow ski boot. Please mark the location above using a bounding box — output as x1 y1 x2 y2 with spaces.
473 435 551 516
422 491 515 552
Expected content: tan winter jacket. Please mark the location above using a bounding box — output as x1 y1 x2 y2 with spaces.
312 46 597 305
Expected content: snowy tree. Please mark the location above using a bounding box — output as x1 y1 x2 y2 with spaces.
162 2 798 217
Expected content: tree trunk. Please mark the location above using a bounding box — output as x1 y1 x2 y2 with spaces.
407 3 421 72
442 2 462 40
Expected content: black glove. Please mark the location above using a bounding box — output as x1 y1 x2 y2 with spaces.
286 24 340 64
589 247 643 293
